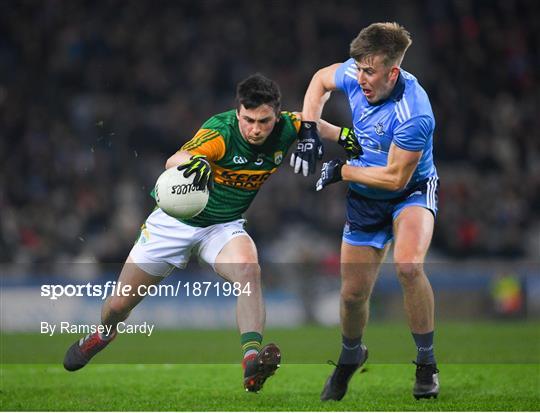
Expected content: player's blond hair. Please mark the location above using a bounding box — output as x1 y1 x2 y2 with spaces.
350 22 412 67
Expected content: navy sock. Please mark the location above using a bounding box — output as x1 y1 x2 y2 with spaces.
412 331 436 364
338 335 363 365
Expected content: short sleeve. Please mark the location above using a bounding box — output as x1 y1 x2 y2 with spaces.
180 129 226 161
392 115 434 152
334 58 358 95
281 111 302 133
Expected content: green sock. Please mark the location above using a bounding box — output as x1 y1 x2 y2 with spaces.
241 332 262 357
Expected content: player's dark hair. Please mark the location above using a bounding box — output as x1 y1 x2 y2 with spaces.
236 73 281 114
350 22 412 67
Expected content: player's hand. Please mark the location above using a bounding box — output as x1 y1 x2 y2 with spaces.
290 121 324 176
337 127 362 159
177 154 214 191
315 159 345 191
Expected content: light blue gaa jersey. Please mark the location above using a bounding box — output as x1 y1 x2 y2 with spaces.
335 58 438 200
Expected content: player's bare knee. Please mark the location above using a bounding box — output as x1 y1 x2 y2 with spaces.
395 262 424 283
341 288 370 308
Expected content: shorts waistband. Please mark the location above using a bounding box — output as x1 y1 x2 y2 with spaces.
349 177 436 202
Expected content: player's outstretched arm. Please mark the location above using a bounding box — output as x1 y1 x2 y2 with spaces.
318 120 362 159
318 119 340 141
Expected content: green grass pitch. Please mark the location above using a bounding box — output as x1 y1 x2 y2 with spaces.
1 322 539 411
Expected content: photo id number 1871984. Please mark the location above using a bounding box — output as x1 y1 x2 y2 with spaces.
180 281 251 297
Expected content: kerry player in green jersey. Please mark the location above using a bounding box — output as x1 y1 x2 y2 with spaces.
63 74 360 392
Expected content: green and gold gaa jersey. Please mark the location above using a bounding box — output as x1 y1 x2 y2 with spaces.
176 110 300 227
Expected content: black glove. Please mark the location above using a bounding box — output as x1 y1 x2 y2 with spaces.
316 159 345 191
290 121 324 176
177 154 214 191
337 127 362 159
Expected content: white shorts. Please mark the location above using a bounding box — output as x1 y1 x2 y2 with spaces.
129 208 249 277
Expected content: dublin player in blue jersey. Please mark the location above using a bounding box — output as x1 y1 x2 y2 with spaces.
292 22 440 401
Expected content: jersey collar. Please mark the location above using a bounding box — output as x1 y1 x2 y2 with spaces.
387 71 406 102
368 71 406 106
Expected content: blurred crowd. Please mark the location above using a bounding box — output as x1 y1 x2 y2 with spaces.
1 0 538 268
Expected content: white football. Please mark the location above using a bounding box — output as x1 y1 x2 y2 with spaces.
154 167 209 219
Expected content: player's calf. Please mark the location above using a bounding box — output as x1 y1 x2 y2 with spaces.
63 330 117 371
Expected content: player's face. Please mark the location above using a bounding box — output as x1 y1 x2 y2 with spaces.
355 55 400 104
237 104 279 145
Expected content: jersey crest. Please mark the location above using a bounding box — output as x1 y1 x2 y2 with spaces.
374 121 385 136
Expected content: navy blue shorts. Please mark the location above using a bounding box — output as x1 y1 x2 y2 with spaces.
343 177 439 249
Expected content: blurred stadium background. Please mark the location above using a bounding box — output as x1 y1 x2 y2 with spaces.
1 0 539 341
